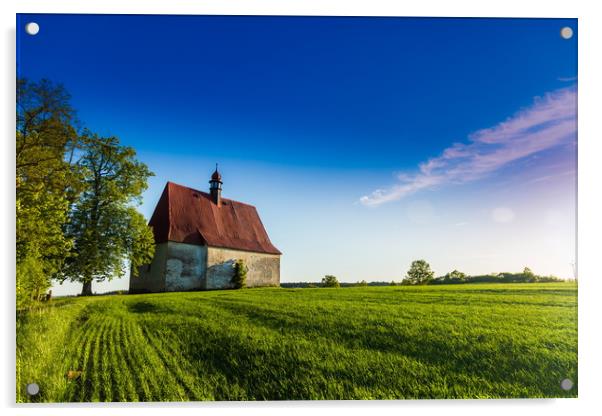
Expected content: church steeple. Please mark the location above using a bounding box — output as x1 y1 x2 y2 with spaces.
209 164 223 206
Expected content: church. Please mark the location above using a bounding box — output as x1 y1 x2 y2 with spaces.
129 167 281 293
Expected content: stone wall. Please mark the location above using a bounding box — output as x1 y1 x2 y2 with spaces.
164 242 207 291
206 246 280 289
129 242 168 293
130 242 280 293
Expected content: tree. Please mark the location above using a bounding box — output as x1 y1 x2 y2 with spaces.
356 280 368 287
321 275 340 288
404 260 435 285
16 79 81 308
522 267 537 282
59 133 155 295
231 259 248 289
444 269 467 282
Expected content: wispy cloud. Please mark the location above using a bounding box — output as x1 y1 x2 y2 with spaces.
526 169 576 184
558 76 578 82
360 87 577 207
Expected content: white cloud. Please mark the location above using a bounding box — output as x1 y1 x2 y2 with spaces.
360 87 577 207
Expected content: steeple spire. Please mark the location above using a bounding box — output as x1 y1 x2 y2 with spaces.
209 164 223 206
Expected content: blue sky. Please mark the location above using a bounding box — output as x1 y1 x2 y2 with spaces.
16 15 577 294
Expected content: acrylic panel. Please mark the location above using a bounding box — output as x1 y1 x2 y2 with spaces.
16 14 577 402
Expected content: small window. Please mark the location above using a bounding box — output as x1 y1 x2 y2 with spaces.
146 264 151 272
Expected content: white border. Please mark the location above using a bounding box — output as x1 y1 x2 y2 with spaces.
3 1 601 416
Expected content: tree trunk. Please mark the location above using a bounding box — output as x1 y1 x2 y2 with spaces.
81 280 93 296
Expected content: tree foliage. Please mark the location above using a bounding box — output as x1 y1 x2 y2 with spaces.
231 259 248 289
446 270 466 280
16 78 157 302
58 133 155 295
430 267 564 285
16 79 81 308
404 260 435 285
439 269 467 284
321 275 340 288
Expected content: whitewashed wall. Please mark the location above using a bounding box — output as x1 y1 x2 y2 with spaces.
206 247 280 289
165 242 207 291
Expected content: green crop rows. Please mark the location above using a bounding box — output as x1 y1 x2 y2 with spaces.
16 283 578 402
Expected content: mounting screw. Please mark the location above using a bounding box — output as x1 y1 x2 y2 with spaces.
25 22 40 36
26 382 40 396
560 27 573 40
561 378 574 391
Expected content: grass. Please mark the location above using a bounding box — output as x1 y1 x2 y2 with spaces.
16 283 577 402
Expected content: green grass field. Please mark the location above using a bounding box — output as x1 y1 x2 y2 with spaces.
16 283 577 402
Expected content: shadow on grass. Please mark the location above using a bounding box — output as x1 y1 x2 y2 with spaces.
127 301 161 314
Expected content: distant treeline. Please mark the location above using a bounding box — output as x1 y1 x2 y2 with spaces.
281 281 394 288
281 271 568 288
429 272 566 285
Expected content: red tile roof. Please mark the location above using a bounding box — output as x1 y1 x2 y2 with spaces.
148 182 281 255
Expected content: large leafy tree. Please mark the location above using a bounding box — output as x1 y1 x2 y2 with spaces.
404 260 435 285
16 79 81 307
59 133 155 295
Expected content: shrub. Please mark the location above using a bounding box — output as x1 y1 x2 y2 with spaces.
231 259 248 289
321 275 340 288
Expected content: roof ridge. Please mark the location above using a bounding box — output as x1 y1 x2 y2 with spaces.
166 181 257 208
